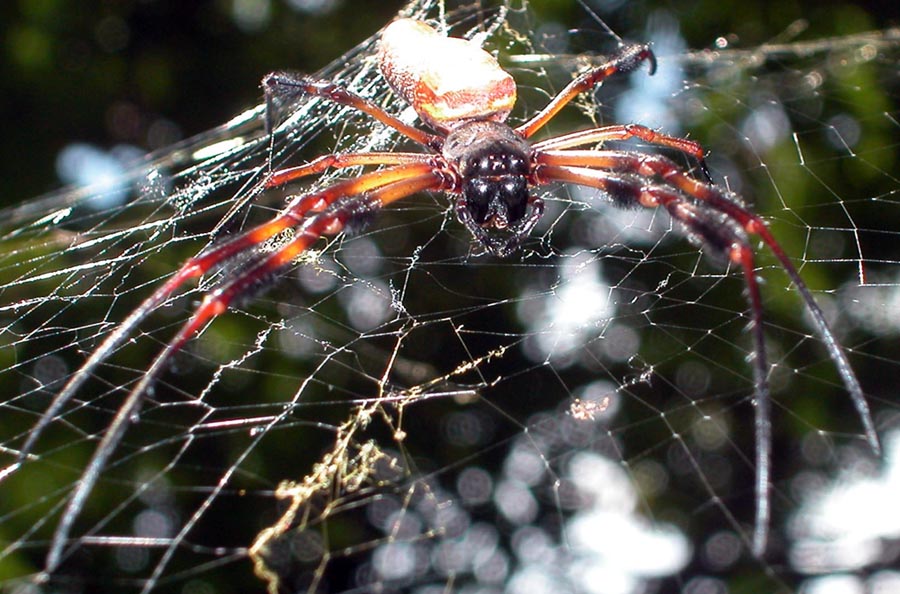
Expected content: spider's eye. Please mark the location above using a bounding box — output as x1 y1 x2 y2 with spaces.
507 154 528 175
467 156 494 176
466 152 529 177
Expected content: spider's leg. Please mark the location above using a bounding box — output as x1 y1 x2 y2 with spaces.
6 162 438 483
213 152 437 239
263 72 442 149
532 125 712 182
537 149 878 448
538 164 775 552
42 168 447 574
264 151 436 188
515 43 655 139
646 191 773 555
537 161 879 553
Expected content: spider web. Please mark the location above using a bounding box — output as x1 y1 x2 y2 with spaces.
2 1 900 593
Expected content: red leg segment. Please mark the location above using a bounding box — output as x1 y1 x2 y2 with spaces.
264 72 442 149
515 44 656 139
532 124 705 160
17 161 442 466
533 126 711 181
265 151 437 188
537 151 878 450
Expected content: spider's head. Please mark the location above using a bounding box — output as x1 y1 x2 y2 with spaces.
461 150 529 229
444 121 541 256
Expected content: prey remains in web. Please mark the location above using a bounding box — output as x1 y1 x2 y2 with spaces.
10 15 881 574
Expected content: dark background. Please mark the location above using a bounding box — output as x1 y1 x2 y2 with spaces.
3 0 898 205
1 1 898 593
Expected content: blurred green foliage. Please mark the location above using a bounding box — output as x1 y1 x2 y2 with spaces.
0 1 897 592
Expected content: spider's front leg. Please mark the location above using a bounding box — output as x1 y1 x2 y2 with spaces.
539 162 773 551
14 161 440 471
537 147 877 456
515 43 656 139
536 158 879 554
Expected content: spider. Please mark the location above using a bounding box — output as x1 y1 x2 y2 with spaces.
14 17 879 573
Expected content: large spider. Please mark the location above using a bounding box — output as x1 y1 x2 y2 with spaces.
14 18 879 572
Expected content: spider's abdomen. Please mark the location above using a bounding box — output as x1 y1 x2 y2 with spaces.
378 18 517 132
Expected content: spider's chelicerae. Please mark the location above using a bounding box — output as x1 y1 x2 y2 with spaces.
17 18 880 571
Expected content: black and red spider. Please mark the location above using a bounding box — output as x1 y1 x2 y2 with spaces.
12 17 879 571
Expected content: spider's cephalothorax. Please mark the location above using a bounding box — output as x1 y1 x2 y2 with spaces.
26 16 879 574
443 120 542 256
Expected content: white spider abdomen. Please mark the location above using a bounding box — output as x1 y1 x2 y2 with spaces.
378 18 517 132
